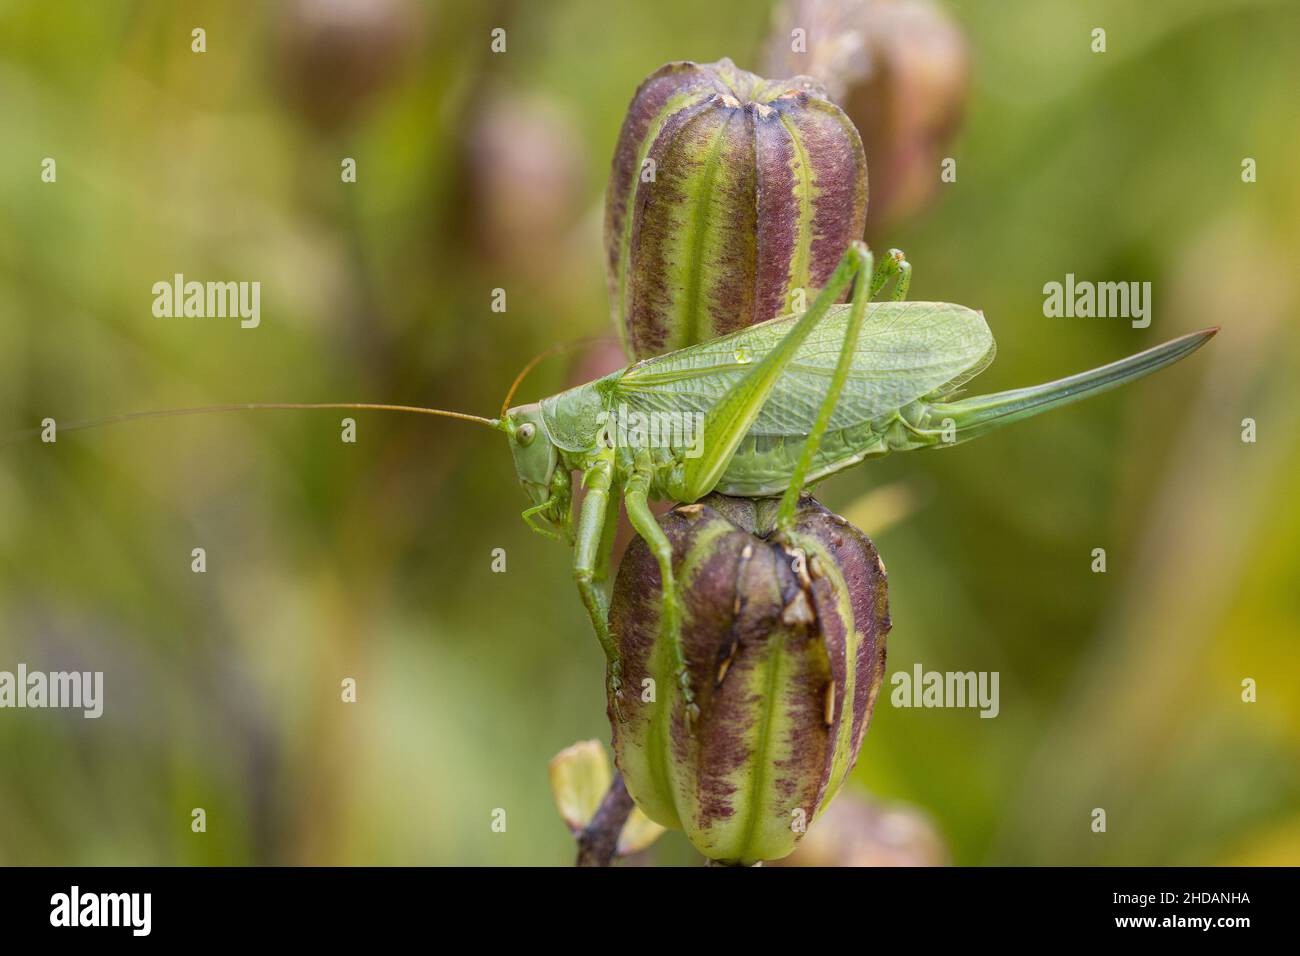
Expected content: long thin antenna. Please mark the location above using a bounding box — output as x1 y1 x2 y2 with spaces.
7 402 502 444
500 336 619 417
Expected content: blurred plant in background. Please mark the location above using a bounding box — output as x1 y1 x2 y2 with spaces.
276 0 422 133
773 790 949 866
1 0 1298 866
765 0 969 234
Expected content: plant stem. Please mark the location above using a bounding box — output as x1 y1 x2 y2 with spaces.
575 773 634 867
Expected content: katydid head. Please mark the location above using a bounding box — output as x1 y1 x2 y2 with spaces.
504 403 560 507
495 339 617 540
503 403 573 541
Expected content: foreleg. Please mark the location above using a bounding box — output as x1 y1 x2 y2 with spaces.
572 450 623 708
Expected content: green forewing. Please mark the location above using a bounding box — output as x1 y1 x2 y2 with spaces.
611 301 994 436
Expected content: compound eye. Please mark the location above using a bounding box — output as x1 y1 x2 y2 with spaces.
516 422 536 446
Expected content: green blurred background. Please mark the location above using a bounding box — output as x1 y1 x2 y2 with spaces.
2 0 1297 865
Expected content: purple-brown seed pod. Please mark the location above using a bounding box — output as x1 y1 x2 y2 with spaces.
608 493 890 865
605 58 868 360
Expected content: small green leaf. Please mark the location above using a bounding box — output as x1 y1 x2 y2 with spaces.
548 740 611 834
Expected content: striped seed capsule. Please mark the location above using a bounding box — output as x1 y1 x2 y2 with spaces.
605 58 868 360
608 493 891 865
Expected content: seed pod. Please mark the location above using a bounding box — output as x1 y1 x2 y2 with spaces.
605 58 867 360
608 494 890 865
